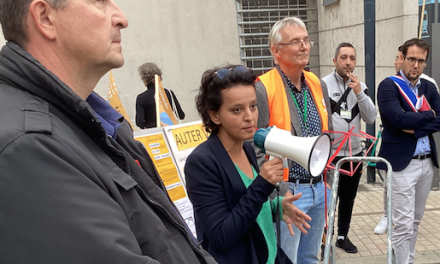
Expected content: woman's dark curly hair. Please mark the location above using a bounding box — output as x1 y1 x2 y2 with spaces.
196 65 257 134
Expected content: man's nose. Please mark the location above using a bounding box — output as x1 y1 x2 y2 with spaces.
112 1 129 29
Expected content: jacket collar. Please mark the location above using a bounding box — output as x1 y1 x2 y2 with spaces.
207 134 258 196
333 70 351 84
0 42 107 142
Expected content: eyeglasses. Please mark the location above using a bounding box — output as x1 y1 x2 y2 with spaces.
215 66 249 79
404 56 427 66
277 38 314 48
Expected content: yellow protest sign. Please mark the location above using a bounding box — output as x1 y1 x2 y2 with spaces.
167 185 187 201
136 133 185 201
134 127 198 237
171 123 209 151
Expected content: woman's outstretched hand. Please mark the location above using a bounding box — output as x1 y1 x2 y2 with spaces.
281 192 312 236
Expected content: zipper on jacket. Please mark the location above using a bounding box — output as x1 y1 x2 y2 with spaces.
133 185 208 264
135 140 171 201
86 110 207 263
106 132 207 263
132 143 206 259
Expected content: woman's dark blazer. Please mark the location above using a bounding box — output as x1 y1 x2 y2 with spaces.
185 133 276 264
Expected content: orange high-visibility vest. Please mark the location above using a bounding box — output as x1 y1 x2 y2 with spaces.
258 68 328 181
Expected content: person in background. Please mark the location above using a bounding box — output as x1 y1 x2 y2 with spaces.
322 42 376 253
253 16 333 264
376 38 440 264
135 62 185 129
374 44 440 236
185 65 311 264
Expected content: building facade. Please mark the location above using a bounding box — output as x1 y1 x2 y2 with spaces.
0 0 420 126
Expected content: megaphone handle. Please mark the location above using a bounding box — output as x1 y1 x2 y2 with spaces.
268 155 288 169
268 155 287 188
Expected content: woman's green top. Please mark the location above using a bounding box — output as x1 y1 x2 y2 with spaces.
234 165 283 264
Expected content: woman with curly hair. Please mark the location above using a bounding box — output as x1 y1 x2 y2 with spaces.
135 62 185 129
184 65 311 264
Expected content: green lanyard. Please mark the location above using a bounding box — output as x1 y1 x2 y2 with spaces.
290 89 308 130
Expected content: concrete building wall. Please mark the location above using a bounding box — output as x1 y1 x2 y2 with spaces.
375 0 418 83
94 0 242 128
318 0 418 132
318 0 367 80
0 1 241 128
0 1 422 131
318 0 418 81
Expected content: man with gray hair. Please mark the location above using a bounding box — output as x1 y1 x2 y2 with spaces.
0 1 216 263
254 16 332 263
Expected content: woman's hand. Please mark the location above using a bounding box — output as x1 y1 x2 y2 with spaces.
281 192 312 235
259 158 284 185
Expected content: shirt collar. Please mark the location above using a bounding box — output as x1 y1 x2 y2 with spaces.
278 66 305 92
399 70 421 90
86 92 123 139
333 70 351 84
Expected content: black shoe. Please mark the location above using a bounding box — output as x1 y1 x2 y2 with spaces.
335 237 358 253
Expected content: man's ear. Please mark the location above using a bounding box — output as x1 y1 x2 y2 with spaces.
208 110 220 125
333 57 337 66
271 45 281 60
28 0 57 40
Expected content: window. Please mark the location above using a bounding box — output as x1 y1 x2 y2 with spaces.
236 0 319 76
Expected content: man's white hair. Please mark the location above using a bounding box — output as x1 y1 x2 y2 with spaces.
268 17 307 57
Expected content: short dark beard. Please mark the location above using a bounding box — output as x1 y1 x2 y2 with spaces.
404 71 420 83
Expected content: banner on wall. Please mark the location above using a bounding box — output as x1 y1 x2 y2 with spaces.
108 71 133 128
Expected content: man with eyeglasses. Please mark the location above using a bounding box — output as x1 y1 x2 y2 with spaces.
253 16 332 264
376 38 440 264
321 42 376 253
394 45 439 91
374 44 439 236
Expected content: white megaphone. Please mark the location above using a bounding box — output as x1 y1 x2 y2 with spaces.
254 126 331 177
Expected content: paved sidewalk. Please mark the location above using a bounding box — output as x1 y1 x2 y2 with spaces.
323 172 440 263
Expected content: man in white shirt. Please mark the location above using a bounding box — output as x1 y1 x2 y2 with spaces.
322 42 376 253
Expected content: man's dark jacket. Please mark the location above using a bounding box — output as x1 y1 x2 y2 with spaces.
0 42 216 264
377 73 440 171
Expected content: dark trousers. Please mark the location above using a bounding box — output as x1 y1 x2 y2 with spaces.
333 154 363 237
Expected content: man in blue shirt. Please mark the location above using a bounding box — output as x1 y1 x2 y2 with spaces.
0 0 216 263
376 38 440 264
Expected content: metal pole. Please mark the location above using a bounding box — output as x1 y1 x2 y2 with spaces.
364 0 376 183
385 167 395 264
419 0 427 39
323 157 394 264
